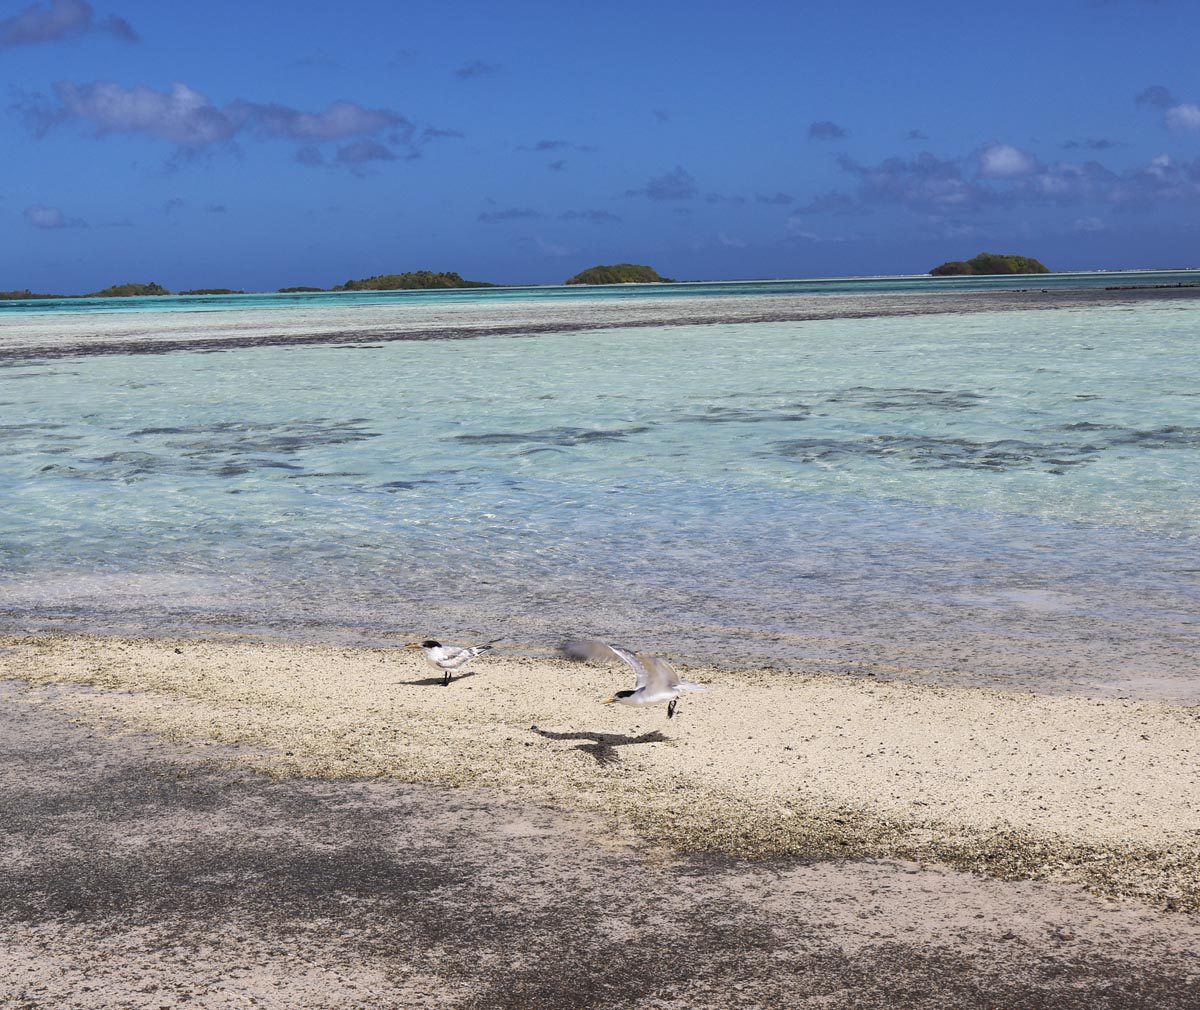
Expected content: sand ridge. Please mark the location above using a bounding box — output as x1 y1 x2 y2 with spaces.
3 633 1198 910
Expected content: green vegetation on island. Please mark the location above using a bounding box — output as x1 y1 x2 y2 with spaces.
2 282 174 299
930 253 1050 276
565 263 674 285
179 288 244 296
333 271 494 291
88 282 172 298
278 286 325 293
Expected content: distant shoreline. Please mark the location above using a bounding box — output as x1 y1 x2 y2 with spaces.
3 281 1199 362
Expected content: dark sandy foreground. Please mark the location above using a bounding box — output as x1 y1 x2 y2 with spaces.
3 681 1198 1009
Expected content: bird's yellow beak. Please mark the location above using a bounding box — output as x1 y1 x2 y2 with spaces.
405 643 422 650
601 697 616 705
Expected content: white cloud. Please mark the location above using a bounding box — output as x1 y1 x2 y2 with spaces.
1165 103 1200 131
0 0 136 49
239 99 407 142
55 81 236 145
979 144 1038 178
30 80 415 155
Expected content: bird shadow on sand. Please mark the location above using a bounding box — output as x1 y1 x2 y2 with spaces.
394 670 483 687
530 725 668 766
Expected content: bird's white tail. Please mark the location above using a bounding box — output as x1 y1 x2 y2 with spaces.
676 680 704 693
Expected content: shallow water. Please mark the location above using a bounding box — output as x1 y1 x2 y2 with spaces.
4 269 1198 318
1 299 1198 698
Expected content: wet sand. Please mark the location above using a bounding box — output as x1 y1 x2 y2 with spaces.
3 677 1199 1009
3 282 1199 361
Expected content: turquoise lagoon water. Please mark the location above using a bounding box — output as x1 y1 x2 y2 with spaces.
1 291 1198 697
2 269 1199 318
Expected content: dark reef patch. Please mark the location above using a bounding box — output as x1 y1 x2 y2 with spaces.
452 425 652 448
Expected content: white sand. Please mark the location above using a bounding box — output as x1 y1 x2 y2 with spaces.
4 633 1198 908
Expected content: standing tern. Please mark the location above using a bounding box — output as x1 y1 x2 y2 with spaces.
601 644 703 718
406 639 499 686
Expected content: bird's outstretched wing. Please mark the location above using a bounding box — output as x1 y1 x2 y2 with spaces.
639 654 679 693
607 645 650 690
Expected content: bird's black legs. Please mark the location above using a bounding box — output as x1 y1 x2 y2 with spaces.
443 670 451 687
667 699 677 719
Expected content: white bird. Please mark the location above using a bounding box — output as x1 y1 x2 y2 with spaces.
406 638 498 686
601 644 703 718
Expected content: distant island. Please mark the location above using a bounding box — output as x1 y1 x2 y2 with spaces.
931 253 1050 276
333 271 494 291
566 264 674 285
89 282 171 298
1 272 494 300
0 282 171 300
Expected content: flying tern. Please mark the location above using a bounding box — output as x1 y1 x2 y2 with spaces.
601 644 703 718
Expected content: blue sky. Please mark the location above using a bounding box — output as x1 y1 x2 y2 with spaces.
3 0 1199 290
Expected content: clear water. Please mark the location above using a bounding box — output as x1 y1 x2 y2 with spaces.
3 269 1198 317
2 297 1198 698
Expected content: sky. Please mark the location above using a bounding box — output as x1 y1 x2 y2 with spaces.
2 0 1199 290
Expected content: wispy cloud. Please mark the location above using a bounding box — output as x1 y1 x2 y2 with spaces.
547 159 566 172
808 120 848 141
783 217 847 243
560 209 621 223
240 99 408 142
519 138 596 155
1135 85 1175 109
905 129 928 141
813 145 1200 217
335 138 396 172
0 0 137 49
17 80 435 167
626 165 697 201
290 54 342 72
24 203 86 228
1063 137 1121 150
479 207 541 223
838 151 988 211
1135 84 1200 131
454 59 501 80
755 191 794 205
